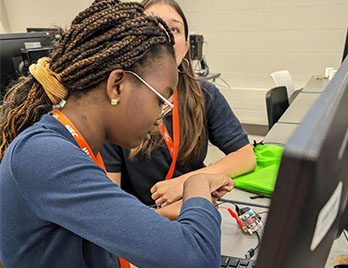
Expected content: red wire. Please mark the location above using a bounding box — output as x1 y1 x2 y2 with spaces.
227 208 244 229
218 206 246 231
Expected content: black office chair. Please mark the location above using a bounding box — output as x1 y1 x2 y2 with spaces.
266 86 289 129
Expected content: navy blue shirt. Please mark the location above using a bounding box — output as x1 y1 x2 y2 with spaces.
101 81 249 205
0 114 222 268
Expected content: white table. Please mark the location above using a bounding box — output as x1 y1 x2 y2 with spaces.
278 92 320 124
263 122 298 145
301 76 330 93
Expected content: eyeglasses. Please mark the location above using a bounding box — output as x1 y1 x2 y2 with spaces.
124 70 174 117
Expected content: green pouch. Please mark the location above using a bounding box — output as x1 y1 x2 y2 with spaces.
233 144 284 196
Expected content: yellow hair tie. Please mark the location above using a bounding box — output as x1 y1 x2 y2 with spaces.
29 57 68 105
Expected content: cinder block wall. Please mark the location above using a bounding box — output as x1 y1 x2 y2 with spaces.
2 0 348 124
177 0 348 125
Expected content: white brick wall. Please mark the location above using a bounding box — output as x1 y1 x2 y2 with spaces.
177 0 348 124
2 0 347 124
0 0 11 33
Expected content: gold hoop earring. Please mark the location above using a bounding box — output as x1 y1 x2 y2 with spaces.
178 58 190 74
177 58 198 80
111 98 119 106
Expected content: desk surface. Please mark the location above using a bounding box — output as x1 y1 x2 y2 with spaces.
263 122 298 145
220 190 347 267
301 75 330 93
278 92 320 124
220 189 270 260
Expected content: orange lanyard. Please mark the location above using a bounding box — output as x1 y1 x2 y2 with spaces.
52 110 107 173
159 90 179 180
52 110 131 268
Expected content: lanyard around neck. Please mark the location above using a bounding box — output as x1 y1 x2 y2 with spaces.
53 110 131 268
159 89 179 180
52 109 106 173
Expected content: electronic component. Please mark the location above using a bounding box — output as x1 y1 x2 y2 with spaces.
239 208 263 234
148 204 161 210
189 34 203 61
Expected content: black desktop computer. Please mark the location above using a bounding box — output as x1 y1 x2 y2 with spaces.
26 27 61 42
0 32 52 100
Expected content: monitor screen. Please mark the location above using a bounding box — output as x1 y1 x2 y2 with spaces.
256 56 348 268
26 27 61 42
0 32 51 100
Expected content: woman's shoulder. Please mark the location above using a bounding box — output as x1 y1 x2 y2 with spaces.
199 80 224 101
198 80 228 111
9 115 78 160
199 80 219 94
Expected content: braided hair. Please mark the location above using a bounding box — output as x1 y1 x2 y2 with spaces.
0 0 175 160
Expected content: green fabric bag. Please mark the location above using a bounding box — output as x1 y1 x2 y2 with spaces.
233 144 284 196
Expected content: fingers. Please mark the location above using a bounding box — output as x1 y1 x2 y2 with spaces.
155 197 165 206
221 184 234 192
162 201 170 207
153 194 178 207
211 179 235 199
226 178 235 188
150 184 158 194
151 191 161 201
150 179 184 206
211 190 228 199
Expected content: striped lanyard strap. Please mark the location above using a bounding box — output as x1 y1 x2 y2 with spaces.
159 89 179 180
52 109 106 173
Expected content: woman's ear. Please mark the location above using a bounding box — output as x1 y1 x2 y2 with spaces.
106 69 126 101
184 40 189 57
178 41 190 66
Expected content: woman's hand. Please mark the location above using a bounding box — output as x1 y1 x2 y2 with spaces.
151 173 235 207
182 173 235 203
204 173 235 198
150 175 186 207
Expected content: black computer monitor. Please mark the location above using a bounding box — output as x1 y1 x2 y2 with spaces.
343 28 348 63
0 32 51 99
256 56 348 268
26 27 61 42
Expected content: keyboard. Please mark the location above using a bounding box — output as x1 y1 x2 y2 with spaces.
221 255 256 268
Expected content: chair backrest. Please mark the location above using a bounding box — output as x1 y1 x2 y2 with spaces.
266 86 289 129
270 70 294 98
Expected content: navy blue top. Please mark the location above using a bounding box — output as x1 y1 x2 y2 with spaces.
101 81 249 205
0 114 222 268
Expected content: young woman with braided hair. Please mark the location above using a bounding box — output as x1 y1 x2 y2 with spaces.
101 0 256 219
0 1 234 267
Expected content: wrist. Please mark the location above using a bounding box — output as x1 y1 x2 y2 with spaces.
183 175 211 202
178 173 190 182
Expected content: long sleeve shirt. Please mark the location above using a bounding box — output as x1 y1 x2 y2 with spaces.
0 114 221 268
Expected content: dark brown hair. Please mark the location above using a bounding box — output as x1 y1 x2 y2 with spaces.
0 0 175 160
132 0 206 164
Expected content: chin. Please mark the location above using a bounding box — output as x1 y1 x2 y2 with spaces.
120 136 147 149
108 132 148 149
